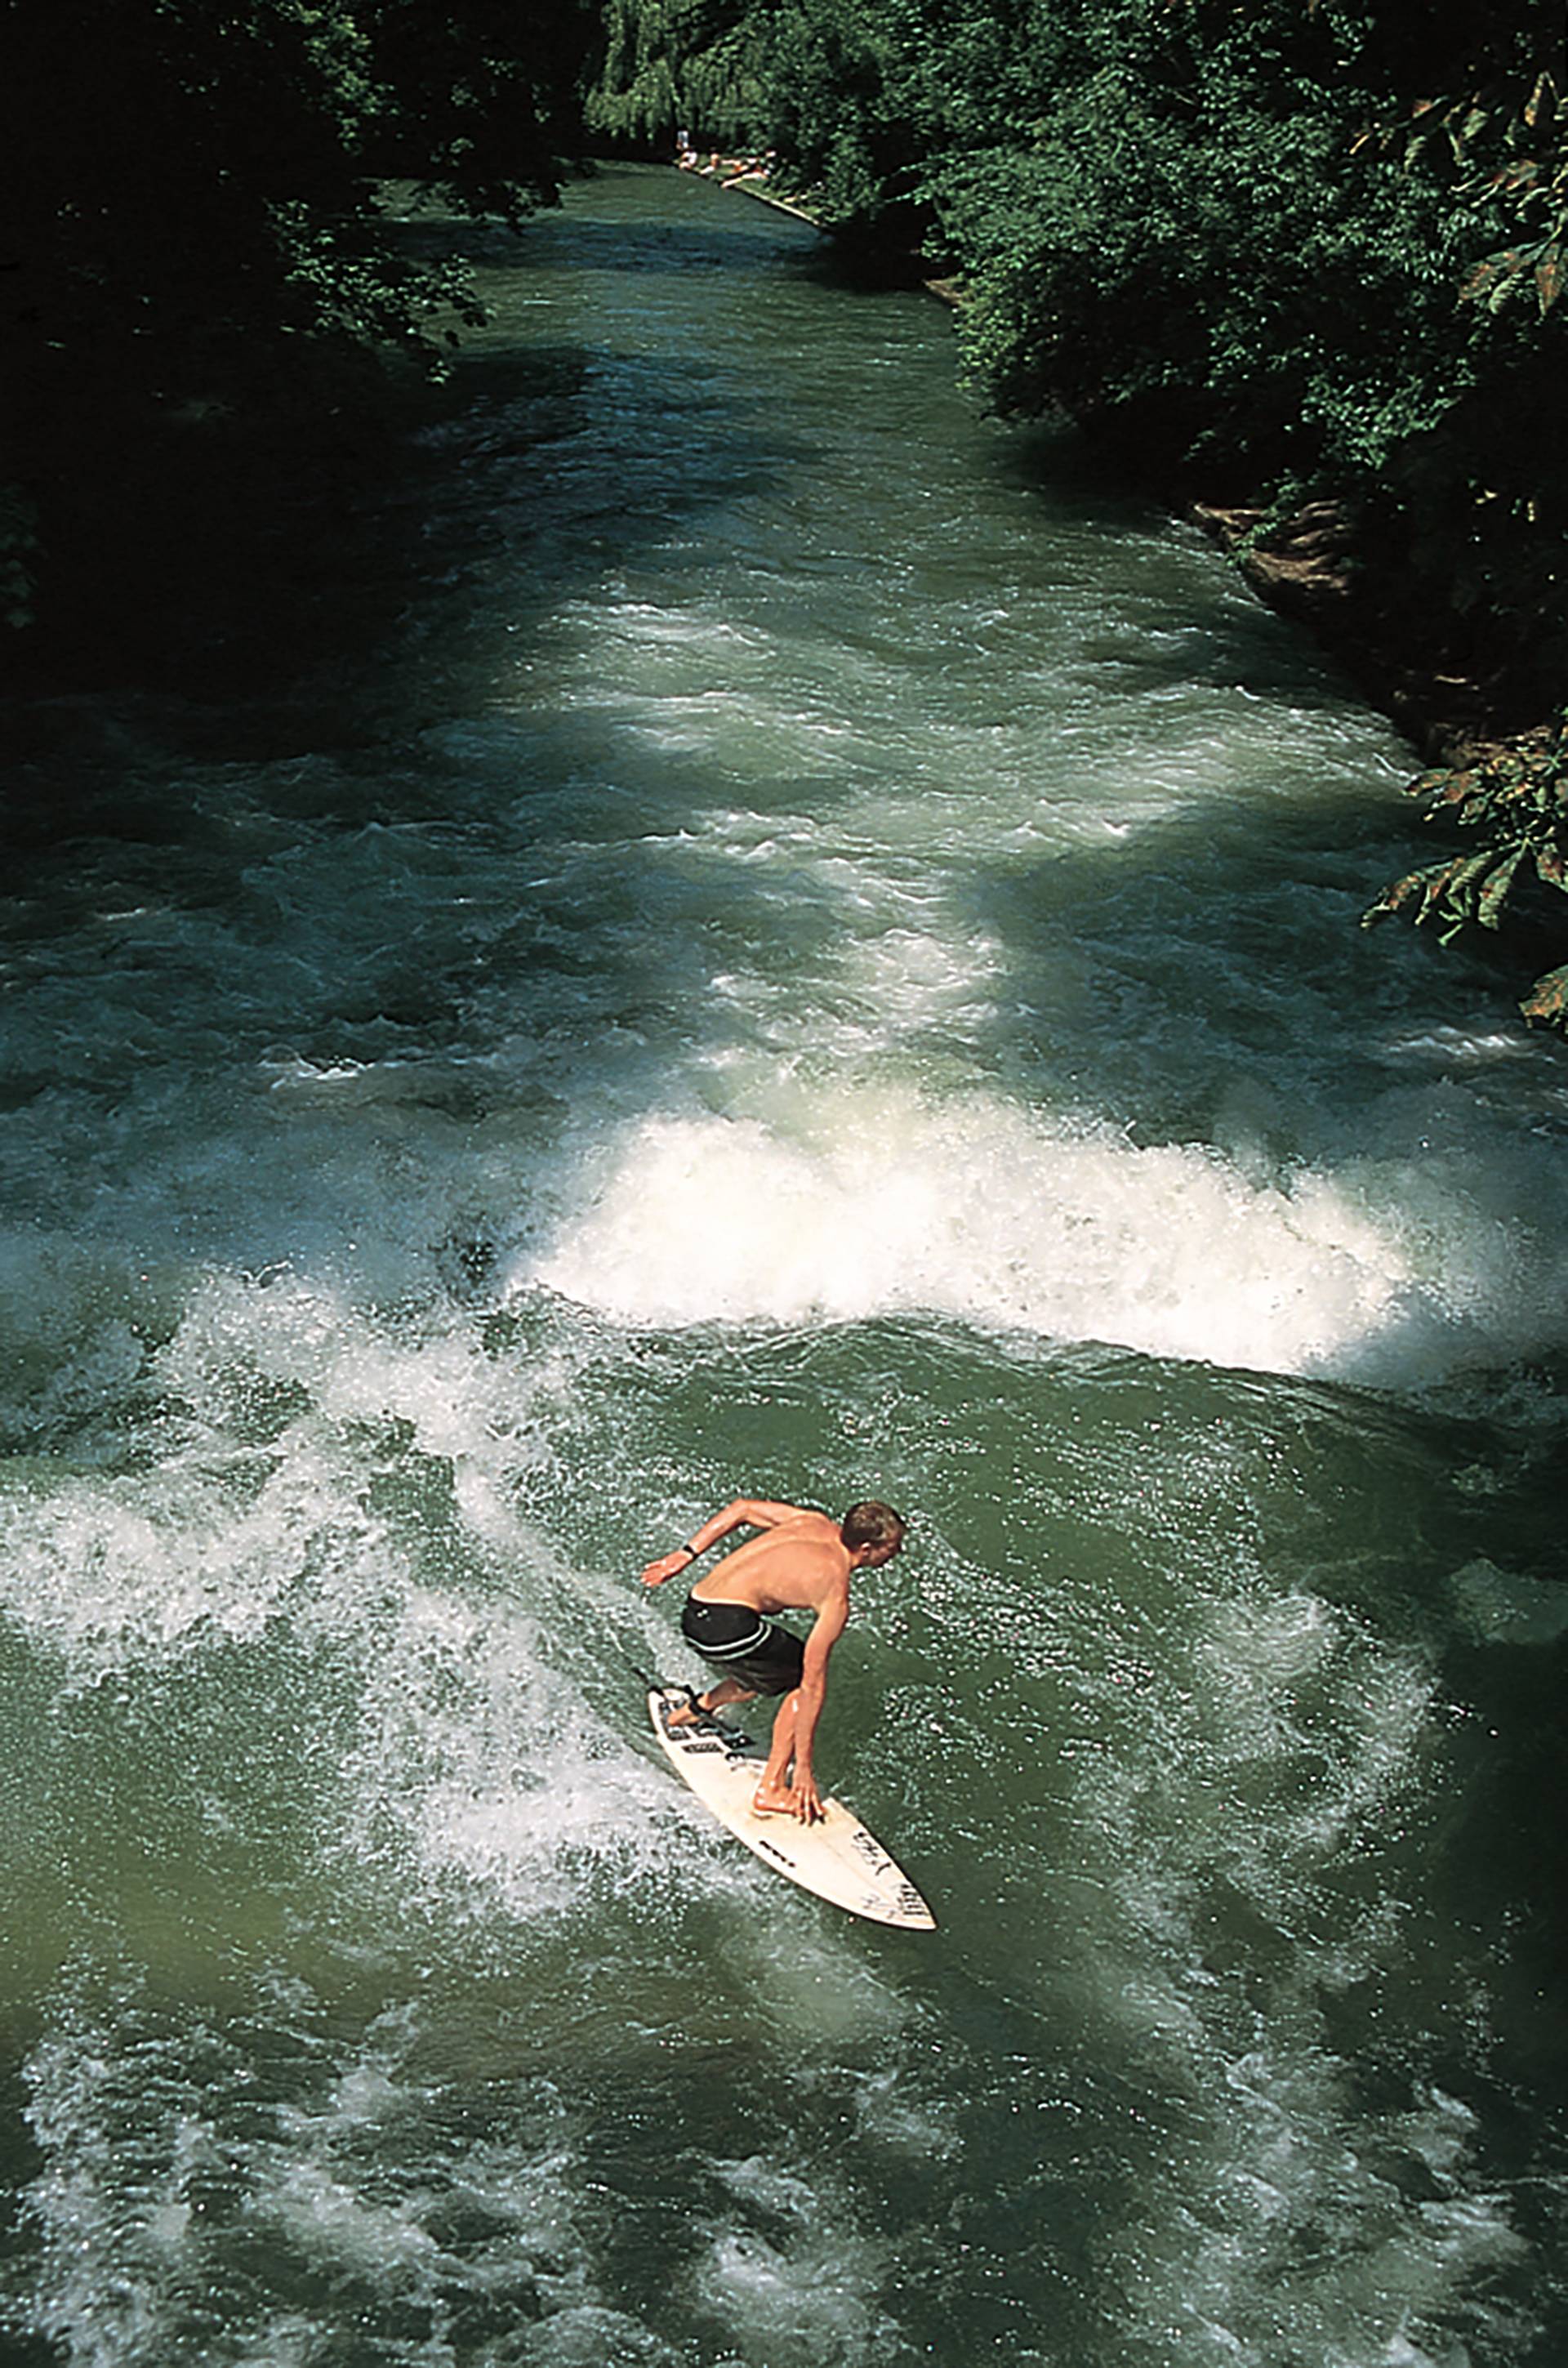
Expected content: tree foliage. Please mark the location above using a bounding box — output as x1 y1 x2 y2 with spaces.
1365 721 1568 1032
3 0 594 377
588 0 775 153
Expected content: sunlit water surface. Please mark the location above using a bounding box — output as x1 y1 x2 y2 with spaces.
2 165 1566 2368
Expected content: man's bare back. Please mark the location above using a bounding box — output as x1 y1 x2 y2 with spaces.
688 1505 849 1617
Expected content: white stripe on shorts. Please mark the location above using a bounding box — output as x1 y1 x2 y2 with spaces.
696 1621 771 1659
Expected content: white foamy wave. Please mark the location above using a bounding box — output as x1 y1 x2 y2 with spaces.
689 2158 898 2368
333 1581 706 1921
1049 1575 1535 2368
13 1995 683 2368
0 1261 695 1919
517 1094 1552 1380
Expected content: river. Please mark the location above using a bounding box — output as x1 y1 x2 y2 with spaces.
2 162 1566 2368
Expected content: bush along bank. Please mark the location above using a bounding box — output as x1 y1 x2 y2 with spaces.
592 0 1568 1037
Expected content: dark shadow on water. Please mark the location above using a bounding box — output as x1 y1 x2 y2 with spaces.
2 325 812 782
934 649 1568 1147
3 167 823 779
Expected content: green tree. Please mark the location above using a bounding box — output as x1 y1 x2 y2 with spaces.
588 0 776 153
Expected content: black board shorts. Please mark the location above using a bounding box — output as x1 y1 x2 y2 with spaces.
680 1594 805 1697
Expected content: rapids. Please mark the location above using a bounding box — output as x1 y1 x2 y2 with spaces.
2 163 1565 2368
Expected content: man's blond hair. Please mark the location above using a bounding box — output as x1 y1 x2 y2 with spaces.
840 1501 906 1551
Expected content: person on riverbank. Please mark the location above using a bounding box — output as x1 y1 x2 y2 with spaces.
640 1496 906 1824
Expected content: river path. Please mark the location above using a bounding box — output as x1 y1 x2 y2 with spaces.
2 162 1566 2368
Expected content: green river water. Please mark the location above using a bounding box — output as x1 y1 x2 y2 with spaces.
2 163 1566 2368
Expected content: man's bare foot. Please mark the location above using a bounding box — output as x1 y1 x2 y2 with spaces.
664 1694 706 1728
752 1778 826 1823
751 1786 805 1817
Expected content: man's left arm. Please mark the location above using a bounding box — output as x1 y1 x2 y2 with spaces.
783 1589 849 1822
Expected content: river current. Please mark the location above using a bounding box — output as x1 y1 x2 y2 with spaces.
2 163 1566 2368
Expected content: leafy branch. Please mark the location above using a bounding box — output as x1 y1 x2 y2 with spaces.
1368 69 1568 319
1363 714 1568 1030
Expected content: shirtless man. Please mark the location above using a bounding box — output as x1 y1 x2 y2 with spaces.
640 1497 906 1826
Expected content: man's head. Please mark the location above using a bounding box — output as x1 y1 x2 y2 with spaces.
840 1501 906 1568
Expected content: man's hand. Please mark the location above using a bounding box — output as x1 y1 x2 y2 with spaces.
787 1770 824 1825
640 1549 692 1589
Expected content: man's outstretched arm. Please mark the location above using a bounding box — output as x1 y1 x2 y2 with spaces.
639 1496 817 1588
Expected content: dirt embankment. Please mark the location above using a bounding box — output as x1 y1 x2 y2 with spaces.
1185 501 1543 769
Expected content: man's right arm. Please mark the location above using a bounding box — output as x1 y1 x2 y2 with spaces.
639 1496 820 1587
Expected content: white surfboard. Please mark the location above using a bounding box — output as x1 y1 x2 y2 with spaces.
648 1686 937 1929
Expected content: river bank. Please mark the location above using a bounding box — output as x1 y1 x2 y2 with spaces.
696 157 1547 772
1184 497 1540 767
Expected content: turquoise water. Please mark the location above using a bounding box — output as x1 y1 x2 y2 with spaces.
2 163 1566 2367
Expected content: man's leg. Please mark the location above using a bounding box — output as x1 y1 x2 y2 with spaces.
666 1675 756 1727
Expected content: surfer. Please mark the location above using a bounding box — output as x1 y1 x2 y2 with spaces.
640 1497 906 1824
